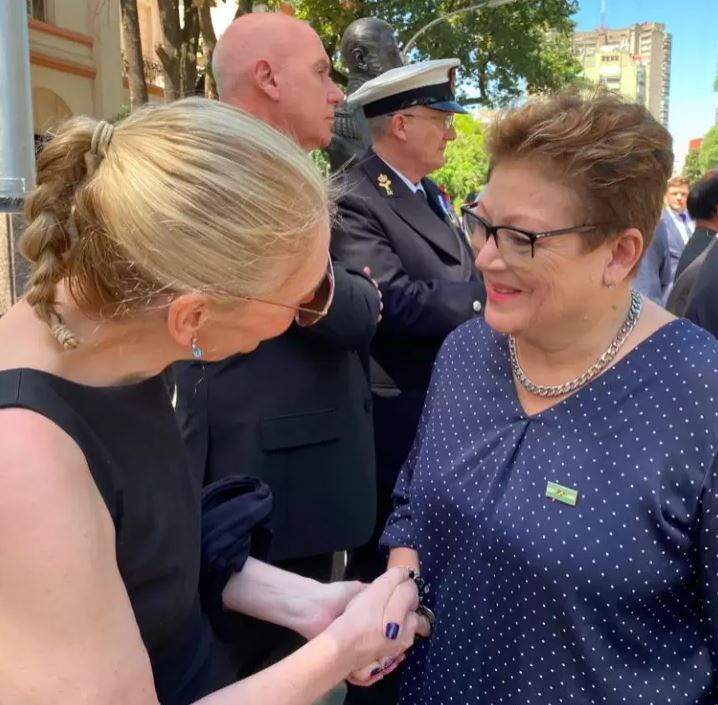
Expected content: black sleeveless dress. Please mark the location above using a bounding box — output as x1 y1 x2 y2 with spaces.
0 368 237 705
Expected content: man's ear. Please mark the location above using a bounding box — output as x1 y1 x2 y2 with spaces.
253 58 280 101
389 113 409 143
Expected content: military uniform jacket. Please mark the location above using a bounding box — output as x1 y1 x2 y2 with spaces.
331 151 485 493
331 150 485 396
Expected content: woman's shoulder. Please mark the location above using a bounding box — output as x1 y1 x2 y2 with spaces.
655 318 718 365
432 317 506 382
0 407 102 532
644 318 718 400
439 316 502 359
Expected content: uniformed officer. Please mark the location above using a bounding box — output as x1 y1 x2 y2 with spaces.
332 58 486 585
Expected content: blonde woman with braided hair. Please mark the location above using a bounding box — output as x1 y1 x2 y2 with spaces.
0 98 429 705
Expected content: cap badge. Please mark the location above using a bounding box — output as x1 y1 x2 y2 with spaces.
378 173 394 196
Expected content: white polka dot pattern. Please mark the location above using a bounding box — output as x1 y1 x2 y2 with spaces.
381 317 718 704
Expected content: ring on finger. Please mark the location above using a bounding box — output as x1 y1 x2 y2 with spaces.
416 603 435 630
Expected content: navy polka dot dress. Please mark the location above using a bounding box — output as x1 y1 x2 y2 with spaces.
382 317 718 704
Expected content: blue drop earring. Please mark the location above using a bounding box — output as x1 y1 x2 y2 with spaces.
191 337 202 360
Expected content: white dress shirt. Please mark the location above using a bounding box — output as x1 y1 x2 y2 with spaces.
667 208 695 245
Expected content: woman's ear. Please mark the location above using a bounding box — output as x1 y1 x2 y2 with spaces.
604 228 644 287
166 293 210 349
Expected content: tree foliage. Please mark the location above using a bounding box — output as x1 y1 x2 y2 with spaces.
293 0 583 105
431 114 489 203
699 124 718 174
145 1 581 107
682 148 702 184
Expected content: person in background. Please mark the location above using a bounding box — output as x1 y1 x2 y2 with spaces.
675 170 718 278
0 99 430 705
331 58 485 583
332 58 485 705
632 216 672 303
667 170 718 316
634 175 694 304
384 92 718 704
174 13 381 675
681 172 718 336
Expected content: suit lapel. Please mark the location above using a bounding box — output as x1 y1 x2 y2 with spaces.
358 152 462 263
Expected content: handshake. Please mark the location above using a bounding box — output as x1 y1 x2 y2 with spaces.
297 566 433 686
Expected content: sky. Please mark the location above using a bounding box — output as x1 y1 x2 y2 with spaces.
572 0 718 170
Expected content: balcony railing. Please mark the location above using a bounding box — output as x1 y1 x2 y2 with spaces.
121 54 165 88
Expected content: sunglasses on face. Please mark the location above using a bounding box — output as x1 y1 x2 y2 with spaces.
239 257 335 327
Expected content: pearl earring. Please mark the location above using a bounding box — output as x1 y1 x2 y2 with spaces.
191 338 202 360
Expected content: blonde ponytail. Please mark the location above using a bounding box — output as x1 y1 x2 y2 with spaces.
20 99 329 347
21 117 105 347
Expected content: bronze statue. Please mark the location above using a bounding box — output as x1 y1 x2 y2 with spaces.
327 18 403 173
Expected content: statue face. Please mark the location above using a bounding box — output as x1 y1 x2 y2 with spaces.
366 34 403 76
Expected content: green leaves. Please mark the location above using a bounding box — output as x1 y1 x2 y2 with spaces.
699 124 718 174
431 113 489 204
682 148 702 184
293 0 581 107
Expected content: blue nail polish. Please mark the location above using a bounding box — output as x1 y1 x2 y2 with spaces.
370 667 383 677
385 622 400 639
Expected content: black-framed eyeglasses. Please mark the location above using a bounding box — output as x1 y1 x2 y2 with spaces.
460 204 601 262
390 112 456 129
238 257 335 327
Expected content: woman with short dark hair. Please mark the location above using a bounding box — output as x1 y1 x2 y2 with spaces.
384 92 718 704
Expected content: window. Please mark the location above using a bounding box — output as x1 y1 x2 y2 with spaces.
27 0 46 21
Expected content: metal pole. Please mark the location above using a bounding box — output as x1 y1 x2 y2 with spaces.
401 0 522 61
0 2 36 213
0 3 36 307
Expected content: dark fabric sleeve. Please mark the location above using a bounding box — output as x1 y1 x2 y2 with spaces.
332 194 485 339
685 245 718 340
199 476 273 626
676 230 711 280
296 261 380 351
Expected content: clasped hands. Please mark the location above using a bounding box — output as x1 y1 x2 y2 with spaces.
297 567 432 687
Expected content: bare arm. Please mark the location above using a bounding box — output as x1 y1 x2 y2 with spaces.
197 630 352 705
222 557 364 639
0 409 156 705
0 410 425 705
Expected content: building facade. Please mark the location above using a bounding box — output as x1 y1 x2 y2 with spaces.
1 1 171 315
573 22 672 127
27 0 124 134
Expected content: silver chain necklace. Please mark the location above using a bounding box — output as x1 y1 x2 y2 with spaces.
508 290 643 399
